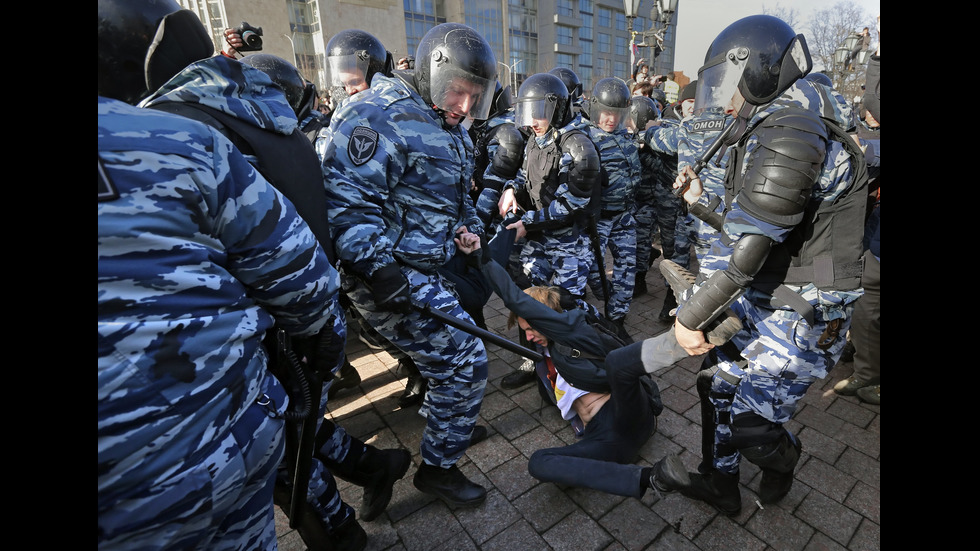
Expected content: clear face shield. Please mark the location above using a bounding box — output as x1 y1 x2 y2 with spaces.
514 96 558 131
694 48 747 116
326 52 370 100
428 60 495 120
592 103 629 133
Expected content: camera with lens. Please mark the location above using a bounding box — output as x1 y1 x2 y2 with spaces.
233 22 264 52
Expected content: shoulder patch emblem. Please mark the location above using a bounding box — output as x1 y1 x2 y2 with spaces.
348 126 379 166
690 119 726 134
98 157 119 202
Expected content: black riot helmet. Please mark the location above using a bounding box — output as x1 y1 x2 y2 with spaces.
585 77 631 132
414 23 498 121
696 15 812 114
489 81 514 120
548 67 583 106
240 54 311 119
628 95 661 134
325 29 393 100
649 87 667 111
475 81 514 126
803 71 833 89
514 72 571 132
98 0 214 105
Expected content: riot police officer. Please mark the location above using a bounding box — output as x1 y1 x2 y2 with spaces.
498 73 602 309
322 22 497 509
577 78 643 333
643 15 868 516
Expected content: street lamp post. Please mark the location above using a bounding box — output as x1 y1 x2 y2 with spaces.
497 60 522 95
627 0 678 77
624 0 641 71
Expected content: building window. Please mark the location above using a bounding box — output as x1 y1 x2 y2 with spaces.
556 0 573 17
580 39 592 67
615 12 626 31
595 57 610 80
615 35 627 54
580 12 592 41
508 0 538 84
579 66 592 92
404 0 447 56
465 0 504 66
556 25 573 46
614 60 627 79
597 7 610 28
598 32 610 53
556 53 574 68
578 0 592 14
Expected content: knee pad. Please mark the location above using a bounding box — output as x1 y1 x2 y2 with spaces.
731 413 801 473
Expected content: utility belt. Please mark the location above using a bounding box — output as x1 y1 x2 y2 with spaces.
600 209 625 219
751 255 864 327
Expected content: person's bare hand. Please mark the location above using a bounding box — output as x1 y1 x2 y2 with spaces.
223 29 244 56
674 319 714 356
454 232 481 254
498 188 519 218
505 219 527 241
674 165 703 204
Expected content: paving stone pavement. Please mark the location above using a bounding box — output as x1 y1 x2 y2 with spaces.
276 252 880 551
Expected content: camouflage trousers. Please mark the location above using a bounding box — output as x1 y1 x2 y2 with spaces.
343 267 488 468
671 212 697 270
704 297 855 475
586 212 637 320
302 308 356 529
520 231 592 297
634 185 684 270
98 372 287 551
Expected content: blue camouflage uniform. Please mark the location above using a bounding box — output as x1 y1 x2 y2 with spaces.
572 119 643 321
139 55 359 534
505 127 595 299
471 109 528 283
633 118 685 272
644 115 725 273
678 80 864 475
321 73 489 469
98 96 340 550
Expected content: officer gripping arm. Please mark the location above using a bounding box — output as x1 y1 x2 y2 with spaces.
672 108 828 356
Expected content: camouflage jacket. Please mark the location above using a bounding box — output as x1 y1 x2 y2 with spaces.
322 74 482 277
98 97 339 508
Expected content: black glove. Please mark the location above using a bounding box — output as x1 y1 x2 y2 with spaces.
370 263 412 314
291 323 345 381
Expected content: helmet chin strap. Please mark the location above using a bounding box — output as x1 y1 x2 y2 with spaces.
724 102 757 146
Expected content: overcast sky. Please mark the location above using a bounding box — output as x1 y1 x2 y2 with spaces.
669 0 880 78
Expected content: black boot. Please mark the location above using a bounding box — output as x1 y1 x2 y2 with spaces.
634 271 648 297
501 359 536 389
274 471 367 551
609 317 631 341
658 291 678 322
352 447 412 521
413 463 487 508
328 359 362 399
741 433 803 505
397 358 427 409
650 455 741 516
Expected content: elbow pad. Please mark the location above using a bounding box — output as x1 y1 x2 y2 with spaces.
737 108 827 228
562 132 601 198
487 124 526 184
677 234 772 331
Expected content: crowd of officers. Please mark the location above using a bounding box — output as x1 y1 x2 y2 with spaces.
98 1 879 549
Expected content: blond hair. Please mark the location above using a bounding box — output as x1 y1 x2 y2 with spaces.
507 286 563 329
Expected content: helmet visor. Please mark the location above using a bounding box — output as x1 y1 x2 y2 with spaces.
428 61 495 120
327 53 370 93
592 104 629 132
695 48 747 115
514 97 558 129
